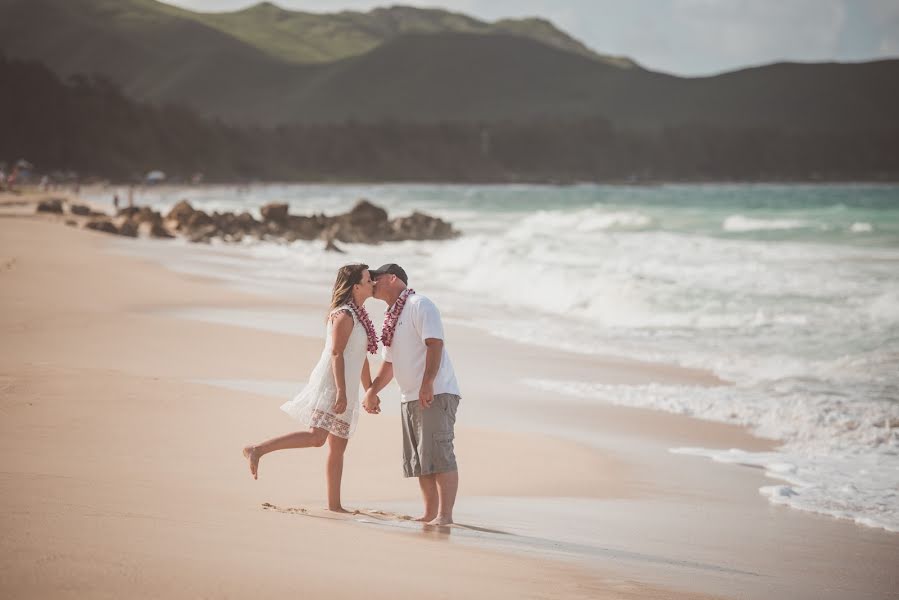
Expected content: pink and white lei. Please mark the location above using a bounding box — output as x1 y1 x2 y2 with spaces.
381 288 415 347
347 299 379 354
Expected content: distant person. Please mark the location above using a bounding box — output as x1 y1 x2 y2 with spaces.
128 185 134 208
0 168 6 192
363 264 462 526
7 166 18 191
242 264 379 513
113 194 120 211
39 175 49 191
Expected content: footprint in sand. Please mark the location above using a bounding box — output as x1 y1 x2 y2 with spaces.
258 503 508 535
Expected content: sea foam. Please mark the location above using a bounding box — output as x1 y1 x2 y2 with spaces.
525 378 899 532
723 214 811 232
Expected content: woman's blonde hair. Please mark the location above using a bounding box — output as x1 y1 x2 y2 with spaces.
328 263 369 318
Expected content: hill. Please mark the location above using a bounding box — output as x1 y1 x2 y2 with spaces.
4 56 897 184
184 2 632 67
1 0 898 133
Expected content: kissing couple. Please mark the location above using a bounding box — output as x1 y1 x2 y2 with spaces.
243 263 462 526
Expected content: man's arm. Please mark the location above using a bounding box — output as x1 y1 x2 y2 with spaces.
418 338 443 408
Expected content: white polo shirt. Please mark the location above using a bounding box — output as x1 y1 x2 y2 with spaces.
382 293 461 402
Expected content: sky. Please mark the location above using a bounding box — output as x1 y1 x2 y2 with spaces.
161 0 899 76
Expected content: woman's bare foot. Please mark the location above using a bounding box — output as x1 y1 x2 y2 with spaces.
414 513 438 522
242 445 260 480
428 515 453 526
328 506 351 514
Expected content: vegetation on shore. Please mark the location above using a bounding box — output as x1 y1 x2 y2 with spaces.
3 56 897 184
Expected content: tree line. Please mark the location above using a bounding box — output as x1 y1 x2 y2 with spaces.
2 55 897 183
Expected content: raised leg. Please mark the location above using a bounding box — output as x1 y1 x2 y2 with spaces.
242 427 328 479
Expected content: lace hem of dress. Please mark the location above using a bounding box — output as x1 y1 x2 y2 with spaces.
308 408 351 438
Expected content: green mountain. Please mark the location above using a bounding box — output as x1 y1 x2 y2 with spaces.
1 0 898 133
7 55 896 183
184 2 633 67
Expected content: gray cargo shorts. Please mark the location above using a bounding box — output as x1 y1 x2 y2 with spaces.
400 393 460 478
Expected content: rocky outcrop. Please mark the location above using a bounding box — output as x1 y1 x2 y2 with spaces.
85 219 119 235
260 202 289 223
390 211 456 241
36 198 64 214
115 217 139 238
72 199 459 245
164 200 196 231
138 221 175 239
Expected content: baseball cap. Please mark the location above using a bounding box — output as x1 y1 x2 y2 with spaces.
369 263 408 284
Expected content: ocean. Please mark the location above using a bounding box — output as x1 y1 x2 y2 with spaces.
85 182 899 532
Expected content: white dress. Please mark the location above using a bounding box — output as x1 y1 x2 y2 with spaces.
280 305 368 438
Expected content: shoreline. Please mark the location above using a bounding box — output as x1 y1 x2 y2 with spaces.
2 200 897 599
11 176 899 192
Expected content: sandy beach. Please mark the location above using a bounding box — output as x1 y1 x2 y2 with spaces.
2 195 897 599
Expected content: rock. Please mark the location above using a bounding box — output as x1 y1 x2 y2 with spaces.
185 210 214 229
316 200 393 243
165 200 195 230
319 222 342 242
138 221 175 239
260 203 289 223
348 199 388 226
186 224 217 244
390 211 458 241
72 198 458 246
117 220 139 238
116 206 142 219
136 206 162 225
85 219 118 235
325 218 380 244
36 198 64 214
285 215 325 240
236 212 258 230
70 203 92 216
64 219 78 227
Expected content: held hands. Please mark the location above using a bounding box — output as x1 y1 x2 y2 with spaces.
419 381 434 408
333 391 348 415
363 388 381 415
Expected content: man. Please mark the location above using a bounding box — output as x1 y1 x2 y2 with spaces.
363 264 461 526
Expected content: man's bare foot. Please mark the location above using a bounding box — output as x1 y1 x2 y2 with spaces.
328 506 351 514
428 515 454 526
242 445 260 480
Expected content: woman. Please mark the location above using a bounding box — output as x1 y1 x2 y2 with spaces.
242 263 379 513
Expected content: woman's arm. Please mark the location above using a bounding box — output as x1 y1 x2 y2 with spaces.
363 361 393 414
361 357 373 391
329 311 354 414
